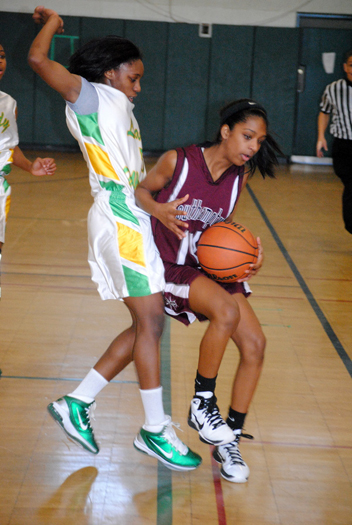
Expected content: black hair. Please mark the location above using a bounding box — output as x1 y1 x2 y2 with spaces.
345 49 352 62
68 36 142 82
211 98 283 178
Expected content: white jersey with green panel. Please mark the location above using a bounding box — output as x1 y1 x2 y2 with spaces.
65 78 165 300
0 91 18 243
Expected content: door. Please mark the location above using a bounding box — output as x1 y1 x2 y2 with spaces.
294 20 352 157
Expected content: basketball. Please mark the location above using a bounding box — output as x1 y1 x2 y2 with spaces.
197 221 258 282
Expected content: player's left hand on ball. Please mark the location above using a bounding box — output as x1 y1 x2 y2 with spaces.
237 237 264 282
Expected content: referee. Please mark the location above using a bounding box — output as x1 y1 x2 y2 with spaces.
316 49 352 234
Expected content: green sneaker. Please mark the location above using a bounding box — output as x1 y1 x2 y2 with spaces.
47 395 99 454
133 416 202 471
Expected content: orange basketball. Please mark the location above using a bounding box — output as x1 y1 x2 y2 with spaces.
197 222 258 282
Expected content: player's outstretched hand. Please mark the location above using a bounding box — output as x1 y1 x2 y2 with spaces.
156 194 189 240
33 6 64 34
237 237 263 282
30 157 57 177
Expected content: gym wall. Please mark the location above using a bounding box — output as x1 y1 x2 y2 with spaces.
0 11 300 156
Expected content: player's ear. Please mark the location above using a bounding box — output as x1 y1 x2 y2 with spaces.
220 124 230 141
104 69 115 80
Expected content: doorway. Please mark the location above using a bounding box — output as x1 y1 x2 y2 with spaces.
293 14 352 161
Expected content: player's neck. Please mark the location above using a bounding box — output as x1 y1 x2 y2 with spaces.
203 144 232 182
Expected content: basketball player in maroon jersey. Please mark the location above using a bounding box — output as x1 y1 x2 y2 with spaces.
135 99 283 483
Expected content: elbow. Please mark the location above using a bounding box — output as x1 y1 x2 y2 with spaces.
27 49 46 73
134 187 143 208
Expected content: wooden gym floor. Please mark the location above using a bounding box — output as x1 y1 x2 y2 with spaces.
0 151 351 525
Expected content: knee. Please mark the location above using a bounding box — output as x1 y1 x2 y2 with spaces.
153 309 165 339
255 332 266 362
213 300 240 333
242 331 266 366
140 308 165 340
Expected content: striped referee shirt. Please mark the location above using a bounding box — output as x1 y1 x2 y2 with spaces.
320 78 352 140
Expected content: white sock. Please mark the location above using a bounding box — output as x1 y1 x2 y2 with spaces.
139 386 167 431
68 368 109 403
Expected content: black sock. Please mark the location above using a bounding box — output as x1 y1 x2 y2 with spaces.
227 408 246 431
194 371 217 395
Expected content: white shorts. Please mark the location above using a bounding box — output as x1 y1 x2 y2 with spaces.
0 176 11 244
88 189 165 300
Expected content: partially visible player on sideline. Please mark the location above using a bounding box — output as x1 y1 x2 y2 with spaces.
135 99 283 482
0 42 56 254
316 49 352 234
28 6 201 472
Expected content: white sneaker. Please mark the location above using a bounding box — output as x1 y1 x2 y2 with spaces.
213 435 250 483
188 395 234 445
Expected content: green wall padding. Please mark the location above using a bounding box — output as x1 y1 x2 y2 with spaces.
125 20 168 151
207 25 254 141
81 17 124 43
252 27 299 156
163 23 211 149
4 10 332 157
0 13 37 144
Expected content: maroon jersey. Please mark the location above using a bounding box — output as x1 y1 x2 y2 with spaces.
151 144 249 326
152 144 245 267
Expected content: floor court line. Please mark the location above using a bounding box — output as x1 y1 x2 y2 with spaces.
252 440 352 450
11 175 86 185
2 283 95 292
158 317 173 524
0 375 138 384
3 272 91 279
247 183 352 378
3 262 89 269
157 184 352 524
210 447 227 525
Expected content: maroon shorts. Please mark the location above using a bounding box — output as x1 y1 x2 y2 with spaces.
163 262 251 326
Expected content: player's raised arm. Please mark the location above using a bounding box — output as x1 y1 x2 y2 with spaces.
28 6 81 103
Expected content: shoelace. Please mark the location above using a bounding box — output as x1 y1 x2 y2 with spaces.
84 401 96 430
201 396 226 429
223 436 246 466
162 420 188 456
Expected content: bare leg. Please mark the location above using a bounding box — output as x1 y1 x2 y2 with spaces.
230 294 266 413
212 296 265 483
187 275 240 445
124 292 165 390
92 292 164 388
189 275 240 378
93 325 136 382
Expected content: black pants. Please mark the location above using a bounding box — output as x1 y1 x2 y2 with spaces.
332 138 352 234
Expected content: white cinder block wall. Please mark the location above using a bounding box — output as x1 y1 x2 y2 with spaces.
1 0 351 27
